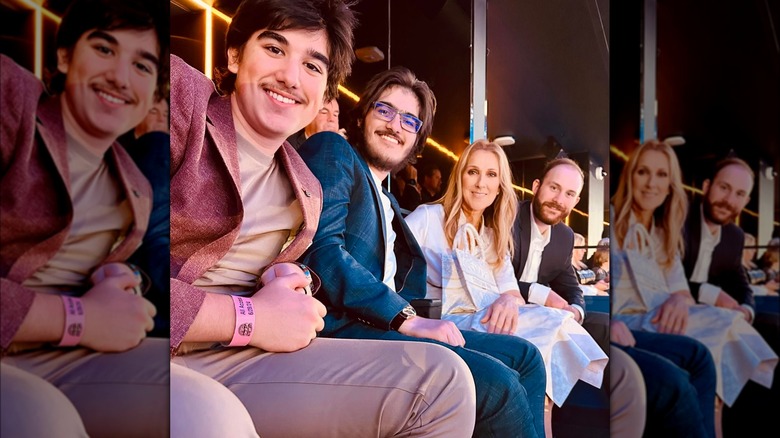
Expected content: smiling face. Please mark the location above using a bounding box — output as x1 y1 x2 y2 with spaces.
460 149 501 218
532 164 583 226
361 85 420 175
228 28 329 150
630 149 671 216
306 99 339 136
57 28 159 147
703 164 753 226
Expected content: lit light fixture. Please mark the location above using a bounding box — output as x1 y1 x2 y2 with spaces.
664 136 685 146
594 166 606 181
764 166 776 181
493 136 515 147
355 46 385 63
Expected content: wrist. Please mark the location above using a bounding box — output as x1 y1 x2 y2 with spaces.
57 296 85 347
223 295 256 347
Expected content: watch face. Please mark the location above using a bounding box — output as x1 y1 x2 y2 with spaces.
402 305 417 318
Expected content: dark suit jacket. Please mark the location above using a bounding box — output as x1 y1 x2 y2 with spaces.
299 132 427 335
168 55 323 353
682 201 755 310
0 55 152 350
511 200 585 311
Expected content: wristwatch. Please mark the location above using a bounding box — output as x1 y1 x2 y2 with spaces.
390 305 417 331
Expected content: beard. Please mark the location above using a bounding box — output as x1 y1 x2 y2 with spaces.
532 195 571 226
361 129 416 173
703 195 739 225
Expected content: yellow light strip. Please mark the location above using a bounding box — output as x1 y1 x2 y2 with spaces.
426 138 459 160
204 7 213 79
338 84 360 102
34 7 42 78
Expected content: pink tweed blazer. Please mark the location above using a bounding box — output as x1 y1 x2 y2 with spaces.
169 55 323 354
0 55 152 350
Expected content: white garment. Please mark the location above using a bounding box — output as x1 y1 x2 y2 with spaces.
405 204 608 406
613 218 778 405
369 170 397 291
689 206 723 305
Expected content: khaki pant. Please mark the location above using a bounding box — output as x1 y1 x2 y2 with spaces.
171 338 477 438
609 347 646 438
1 337 169 438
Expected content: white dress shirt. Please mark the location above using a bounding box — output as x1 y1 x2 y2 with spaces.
371 170 397 291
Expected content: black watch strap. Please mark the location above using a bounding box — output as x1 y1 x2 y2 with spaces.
390 305 417 331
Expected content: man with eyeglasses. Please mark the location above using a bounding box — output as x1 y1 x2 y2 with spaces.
298 66 547 437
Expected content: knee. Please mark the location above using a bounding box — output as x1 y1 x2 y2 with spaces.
170 363 259 438
1 364 87 437
503 336 545 379
683 339 717 382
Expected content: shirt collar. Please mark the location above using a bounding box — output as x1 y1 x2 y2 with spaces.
699 204 722 244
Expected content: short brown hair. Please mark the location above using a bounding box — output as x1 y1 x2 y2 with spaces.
215 0 357 102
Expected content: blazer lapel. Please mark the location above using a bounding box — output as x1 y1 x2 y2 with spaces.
102 145 152 263
519 202 532 273
273 143 323 263
205 95 241 191
36 97 70 194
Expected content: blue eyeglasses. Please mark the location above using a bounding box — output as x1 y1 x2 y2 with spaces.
371 101 423 134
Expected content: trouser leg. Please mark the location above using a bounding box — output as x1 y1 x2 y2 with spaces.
175 338 477 438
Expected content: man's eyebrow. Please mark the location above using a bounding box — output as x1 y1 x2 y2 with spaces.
257 30 330 70
86 30 160 67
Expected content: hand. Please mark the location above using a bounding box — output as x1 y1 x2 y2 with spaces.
610 320 636 347
261 262 313 296
651 291 692 335
481 293 522 334
594 279 609 292
80 273 156 352
398 317 465 347
713 290 752 322
250 273 326 352
90 262 144 295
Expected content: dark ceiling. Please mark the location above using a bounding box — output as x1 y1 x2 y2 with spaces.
611 0 780 230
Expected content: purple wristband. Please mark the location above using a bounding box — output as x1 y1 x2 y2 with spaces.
223 295 255 347
58 296 84 347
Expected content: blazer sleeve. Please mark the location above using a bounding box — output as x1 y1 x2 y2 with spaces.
299 133 409 330
167 55 214 354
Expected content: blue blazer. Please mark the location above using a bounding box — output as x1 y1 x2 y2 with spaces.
298 132 427 335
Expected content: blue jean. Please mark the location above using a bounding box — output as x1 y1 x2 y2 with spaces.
617 331 716 438
335 324 546 438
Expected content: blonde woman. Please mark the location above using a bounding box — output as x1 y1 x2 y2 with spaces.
611 140 777 436
405 140 607 426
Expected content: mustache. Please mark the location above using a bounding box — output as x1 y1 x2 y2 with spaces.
375 129 404 146
542 201 566 213
93 82 135 104
710 200 736 214
260 82 305 104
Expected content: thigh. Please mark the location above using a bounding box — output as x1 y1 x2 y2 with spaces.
170 362 259 438
631 330 713 371
5 338 169 438
177 338 476 438
1 362 88 437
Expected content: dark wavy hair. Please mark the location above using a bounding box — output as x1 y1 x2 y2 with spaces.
346 66 437 163
47 0 169 100
214 0 357 102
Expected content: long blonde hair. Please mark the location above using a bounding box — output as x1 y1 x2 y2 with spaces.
437 140 517 266
612 140 687 267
